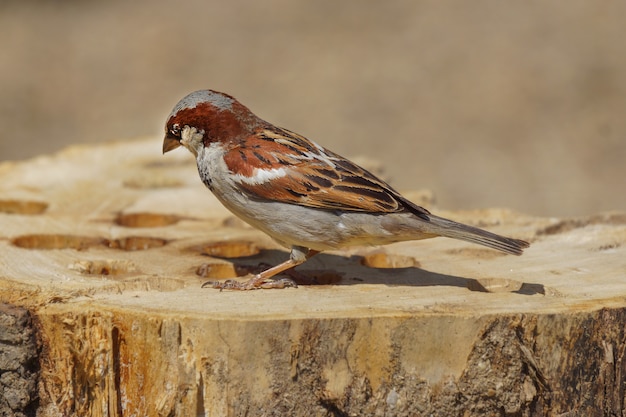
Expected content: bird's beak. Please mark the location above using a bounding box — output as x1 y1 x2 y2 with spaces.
162 136 181 154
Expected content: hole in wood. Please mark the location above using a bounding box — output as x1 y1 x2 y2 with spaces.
115 212 180 228
360 252 418 269
123 176 183 189
107 236 168 251
202 241 260 258
537 213 626 236
0 200 48 215
11 234 105 250
69 260 138 275
196 262 249 279
467 277 523 293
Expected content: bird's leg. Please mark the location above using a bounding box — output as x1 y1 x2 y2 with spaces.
202 246 320 290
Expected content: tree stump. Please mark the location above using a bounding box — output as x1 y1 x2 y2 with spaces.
0 138 625 417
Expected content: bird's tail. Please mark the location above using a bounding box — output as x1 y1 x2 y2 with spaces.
424 214 529 255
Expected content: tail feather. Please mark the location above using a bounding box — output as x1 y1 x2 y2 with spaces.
425 214 529 256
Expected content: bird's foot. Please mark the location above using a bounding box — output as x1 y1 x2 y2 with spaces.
201 274 298 291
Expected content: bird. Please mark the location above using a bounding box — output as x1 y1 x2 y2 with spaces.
163 89 529 290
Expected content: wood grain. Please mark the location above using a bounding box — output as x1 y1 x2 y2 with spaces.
1 139 625 416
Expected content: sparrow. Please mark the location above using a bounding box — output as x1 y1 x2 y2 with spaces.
163 89 529 290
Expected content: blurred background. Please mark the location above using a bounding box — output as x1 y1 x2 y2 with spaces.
1 0 624 217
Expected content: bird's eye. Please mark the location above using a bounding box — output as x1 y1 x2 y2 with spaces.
170 124 181 137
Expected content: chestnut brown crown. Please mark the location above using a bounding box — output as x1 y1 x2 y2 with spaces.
163 89 263 154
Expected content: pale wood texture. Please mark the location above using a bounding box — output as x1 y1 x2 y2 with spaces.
1 139 625 416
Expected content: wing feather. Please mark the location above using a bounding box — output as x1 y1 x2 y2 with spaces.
223 126 429 216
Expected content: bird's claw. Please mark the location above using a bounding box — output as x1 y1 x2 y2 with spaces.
260 277 298 289
201 276 297 291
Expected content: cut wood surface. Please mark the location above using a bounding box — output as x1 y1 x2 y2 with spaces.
0 138 625 416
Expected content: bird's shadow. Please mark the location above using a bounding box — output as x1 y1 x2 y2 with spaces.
218 249 544 296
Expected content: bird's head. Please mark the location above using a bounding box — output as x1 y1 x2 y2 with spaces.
163 89 261 157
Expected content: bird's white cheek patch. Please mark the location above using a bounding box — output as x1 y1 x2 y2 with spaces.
233 167 287 185
180 125 205 157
